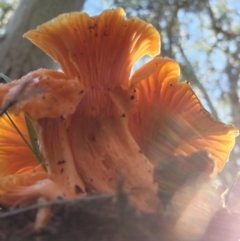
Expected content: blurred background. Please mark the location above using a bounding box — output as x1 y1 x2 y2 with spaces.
0 0 239 195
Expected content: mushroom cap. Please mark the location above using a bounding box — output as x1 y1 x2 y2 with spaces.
24 8 160 88
129 58 238 173
0 113 41 176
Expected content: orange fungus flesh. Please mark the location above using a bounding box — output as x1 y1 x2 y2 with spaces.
129 58 238 173
0 8 238 211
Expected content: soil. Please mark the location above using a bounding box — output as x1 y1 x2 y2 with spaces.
0 190 239 241
0 193 165 241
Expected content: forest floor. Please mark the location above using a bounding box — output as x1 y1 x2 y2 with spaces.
0 192 166 241
0 190 240 241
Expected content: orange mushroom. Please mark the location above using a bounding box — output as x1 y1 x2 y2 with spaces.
0 113 39 176
0 8 238 212
129 58 238 174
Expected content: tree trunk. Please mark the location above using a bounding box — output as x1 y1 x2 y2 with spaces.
0 0 86 81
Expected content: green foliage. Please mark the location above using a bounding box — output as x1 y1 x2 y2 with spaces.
0 72 11 82
0 0 17 29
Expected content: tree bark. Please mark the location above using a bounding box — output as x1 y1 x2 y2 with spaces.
0 0 86 81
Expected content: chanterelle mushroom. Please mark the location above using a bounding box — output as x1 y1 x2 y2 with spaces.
0 8 238 212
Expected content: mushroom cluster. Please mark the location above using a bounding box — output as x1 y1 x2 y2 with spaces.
0 8 238 212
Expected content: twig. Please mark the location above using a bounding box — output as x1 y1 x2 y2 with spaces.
177 42 219 118
0 194 115 219
225 171 240 206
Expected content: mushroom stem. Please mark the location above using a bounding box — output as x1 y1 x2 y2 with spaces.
67 97 159 212
36 117 86 198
